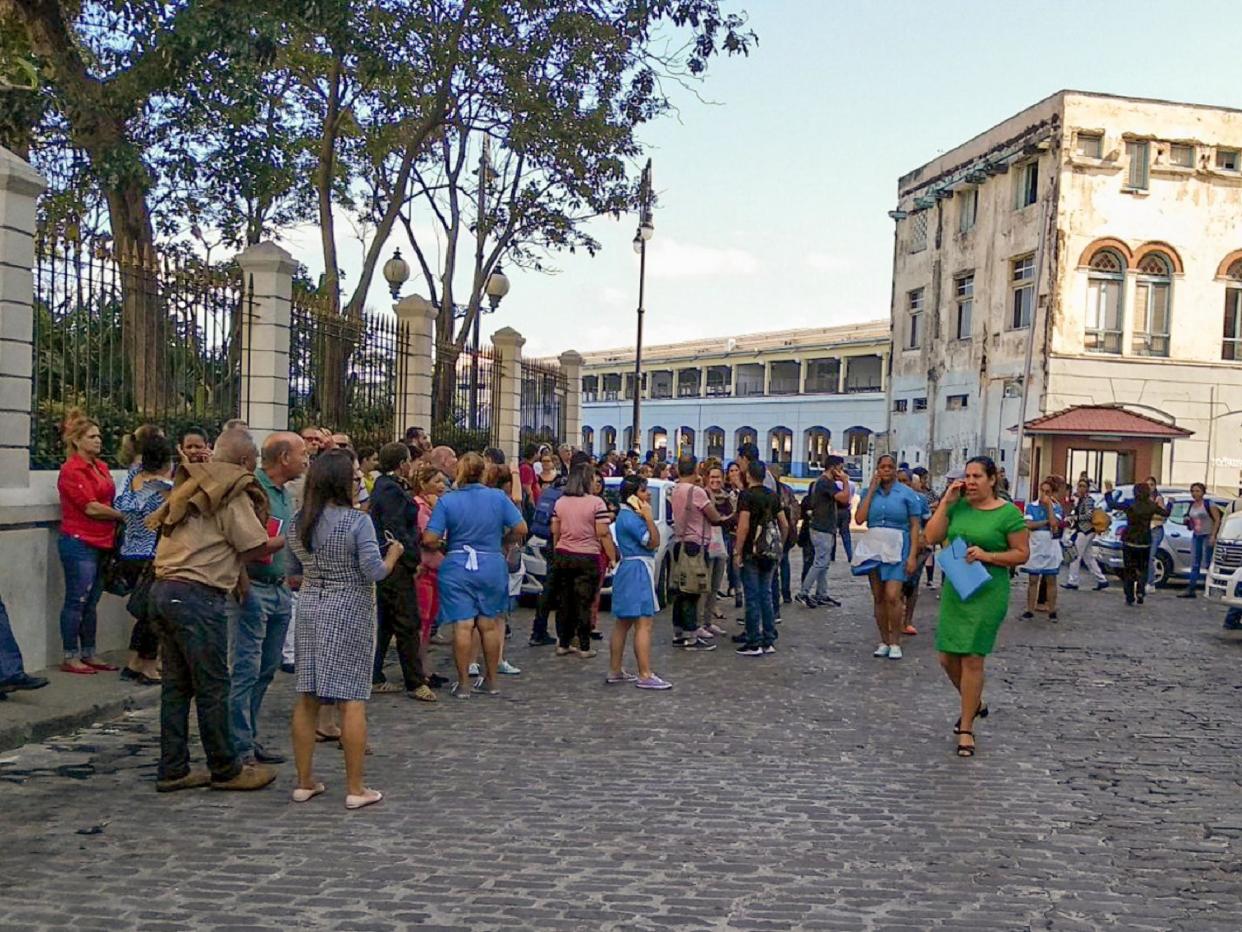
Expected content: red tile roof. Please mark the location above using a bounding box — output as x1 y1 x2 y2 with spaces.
1024 405 1192 438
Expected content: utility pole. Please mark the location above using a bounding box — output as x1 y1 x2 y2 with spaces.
631 159 653 453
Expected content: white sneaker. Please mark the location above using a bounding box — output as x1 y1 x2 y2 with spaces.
467 662 481 676
888 645 903 660
692 626 716 640
497 660 521 675
873 644 890 658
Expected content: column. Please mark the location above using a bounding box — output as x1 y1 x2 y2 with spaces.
559 349 584 448
0 146 46 488
763 361 772 396
838 356 848 394
491 327 525 461
236 242 296 442
394 294 437 441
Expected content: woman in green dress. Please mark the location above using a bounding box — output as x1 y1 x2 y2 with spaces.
924 456 1029 758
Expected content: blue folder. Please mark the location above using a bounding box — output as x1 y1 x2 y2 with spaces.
935 538 991 601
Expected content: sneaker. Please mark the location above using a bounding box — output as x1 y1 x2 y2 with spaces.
471 677 500 696
1093 581 1110 591
605 670 639 684
576 648 599 659
873 644 891 658
555 645 574 656
814 595 842 608
528 634 557 647
682 637 717 652
590 631 603 641
763 645 776 654
1061 583 1079 590
0 673 49 692
156 770 212 793
635 674 672 690
671 637 691 647
793 593 812 608
497 660 521 675
888 645 903 660
1020 611 1034 619
707 623 728 637
1224 620 1242 631
925 580 937 590
210 763 277 792
1049 612 1058 622
691 626 716 641
449 681 471 699
467 662 481 676
735 644 763 656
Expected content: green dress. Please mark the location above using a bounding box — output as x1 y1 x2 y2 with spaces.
935 499 1027 656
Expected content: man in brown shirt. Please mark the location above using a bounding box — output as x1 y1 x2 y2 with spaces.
148 429 280 793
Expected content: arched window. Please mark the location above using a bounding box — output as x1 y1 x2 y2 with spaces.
581 427 594 454
768 426 793 467
601 426 617 453
1086 248 1125 354
623 426 634 452
649 426 667 453
1134 251 1171 357
1224 260 1242 360
705 426 725 460
676 426 695 457
844 426 872 458
734 426 756 453
804 427 831 469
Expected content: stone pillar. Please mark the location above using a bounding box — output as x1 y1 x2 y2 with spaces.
0 147 45 489
559 350 584 449
492 327 525 460
236 242 296 442
394 294 437 441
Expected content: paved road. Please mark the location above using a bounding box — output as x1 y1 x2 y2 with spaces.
1 564 1239 931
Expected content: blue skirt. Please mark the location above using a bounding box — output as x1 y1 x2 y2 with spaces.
612 560 657 619
851 559 908 583
438 551 509 623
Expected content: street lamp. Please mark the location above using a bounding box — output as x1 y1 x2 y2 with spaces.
382 248 411 298
631 159 653 454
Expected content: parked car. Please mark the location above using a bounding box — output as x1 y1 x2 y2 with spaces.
520 477 675 609
1206 511 1242 606
1092 489 1229 586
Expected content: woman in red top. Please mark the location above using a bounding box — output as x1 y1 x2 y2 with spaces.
56 412 124 674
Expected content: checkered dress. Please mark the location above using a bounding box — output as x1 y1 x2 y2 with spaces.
288 508 376 702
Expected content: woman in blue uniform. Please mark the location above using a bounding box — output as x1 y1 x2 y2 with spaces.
852 454 923 660
423 452 526 699
608 475 671 690
1020 479 1064 621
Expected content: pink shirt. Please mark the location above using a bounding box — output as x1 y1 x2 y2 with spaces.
670 482 712 546
553 494 610 555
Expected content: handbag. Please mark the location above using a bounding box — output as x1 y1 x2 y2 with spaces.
100 525 133 596
126 561 156 621
670 484 709 594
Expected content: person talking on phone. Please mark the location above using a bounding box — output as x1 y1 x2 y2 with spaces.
923 456 1029 758
608 475 671 689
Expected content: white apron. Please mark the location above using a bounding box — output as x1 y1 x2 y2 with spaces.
851 527 905 568
1022 529 1061 575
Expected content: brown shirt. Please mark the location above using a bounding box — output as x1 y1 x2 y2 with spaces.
154 493 268 591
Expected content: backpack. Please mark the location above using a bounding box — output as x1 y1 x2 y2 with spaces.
753 492 784 561
530 485 563 541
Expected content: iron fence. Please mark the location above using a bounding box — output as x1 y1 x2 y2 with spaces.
431 340 498 453
31 234 250 469
288 291 405 454
520 357 567 450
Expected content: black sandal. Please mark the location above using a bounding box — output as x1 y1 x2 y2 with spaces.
954 703 988 734
956 731 976 757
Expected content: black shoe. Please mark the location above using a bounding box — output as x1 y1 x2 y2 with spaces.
815 595 842 608
1049 612 1058 622
731 633 748 643
528 634 557 647
1020 611 1034 619
280 662 295 675
735 644 763 656
0 672 50 692
428 673 449 688
590 631 603 641
1224 621 1242 630
782 597 792 605
681 637 717 652
252 743 286 764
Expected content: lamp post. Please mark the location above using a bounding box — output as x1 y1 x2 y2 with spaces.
631 158 653 454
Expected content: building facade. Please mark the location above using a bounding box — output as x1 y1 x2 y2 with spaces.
888 90 1242 496
579 322 889 477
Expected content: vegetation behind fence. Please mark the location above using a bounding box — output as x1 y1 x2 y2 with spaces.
520 357 567 450
432 340 499 454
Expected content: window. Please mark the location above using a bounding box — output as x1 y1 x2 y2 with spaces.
1086 248 1125 354
1169 143 1194 168
581 427 594 455
913 397 928 412
1126 140 1150 189
909 211 928 253
954 273 974 340
1224 260 1242 361
906 288 924 349
946 394 969 410
1217 149 1239 171
958 188 978 233
1016 160 1039 208
1076 132 1103 158
1009 255 1035 329
1131 253 1172 357
893 399 908 413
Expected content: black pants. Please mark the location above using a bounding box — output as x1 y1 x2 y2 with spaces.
151 579 241 783
799 542 815 586
374 562 425 689
532 544 559 639
1122 544 1148 602
552 552 602 651
672 591 700 637
122 560 160 660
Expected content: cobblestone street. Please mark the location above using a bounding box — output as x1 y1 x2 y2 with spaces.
1 565 1240 931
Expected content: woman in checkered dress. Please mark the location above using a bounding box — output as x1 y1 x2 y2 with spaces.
287 450 403 810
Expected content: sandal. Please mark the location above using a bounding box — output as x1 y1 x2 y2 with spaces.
345 788 383 810
372 681 403 694
956 731 976 758
953 703 989 734
291 782 326 803
314 730 341 744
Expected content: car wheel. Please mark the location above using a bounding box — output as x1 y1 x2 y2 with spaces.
657 557 670 610
1153 552 1173 588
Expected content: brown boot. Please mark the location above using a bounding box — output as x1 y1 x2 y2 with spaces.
156 770 212 793
210 763 277 791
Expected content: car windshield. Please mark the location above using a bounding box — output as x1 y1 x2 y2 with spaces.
1168 501 1190 525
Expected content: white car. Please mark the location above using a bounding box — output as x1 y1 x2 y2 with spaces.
520 477 676 609
1206 511 1242 606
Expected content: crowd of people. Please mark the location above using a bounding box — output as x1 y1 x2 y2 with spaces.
2 411 1238 782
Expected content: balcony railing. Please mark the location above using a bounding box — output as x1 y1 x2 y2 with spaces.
677 384 701 398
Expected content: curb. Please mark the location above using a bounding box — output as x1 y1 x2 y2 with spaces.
0 687 161 754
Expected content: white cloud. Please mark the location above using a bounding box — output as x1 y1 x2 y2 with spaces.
804 252 853 273
646 237 760 279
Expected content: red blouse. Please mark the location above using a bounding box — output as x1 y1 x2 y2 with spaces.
58 454 117 549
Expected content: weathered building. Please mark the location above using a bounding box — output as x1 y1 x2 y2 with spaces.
888 90 1242 495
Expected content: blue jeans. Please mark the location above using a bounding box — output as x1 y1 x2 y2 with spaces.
801 529 835 598
1187 535 1213 592
1147 525 1164 585
229 581 293 758
0 593 27 683
833 522 854 562
742 559 778 648
57 534 105 660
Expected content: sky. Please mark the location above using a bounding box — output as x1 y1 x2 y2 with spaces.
282 0 1242 360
